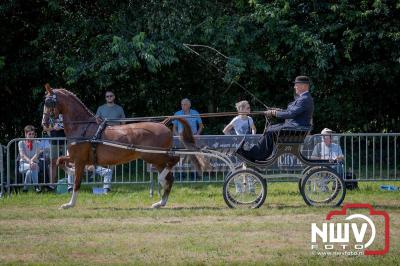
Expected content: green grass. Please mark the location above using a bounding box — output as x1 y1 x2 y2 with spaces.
0 182 399 265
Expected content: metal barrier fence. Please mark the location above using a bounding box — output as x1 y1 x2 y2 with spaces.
5 138 151 194
1 144 5 197
167 133 400 182
4 133 400 193
341 133 399 181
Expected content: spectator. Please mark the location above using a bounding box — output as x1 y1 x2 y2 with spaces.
311 128 344 161
38 131 51 188
311 128 344 177
223 100 256 135
42 113 65 190
172 98 203 181
236 76 314 162
172 98 204 136
18 125 41 192
96 91 126 125
65 163 112 194
223 101 257 193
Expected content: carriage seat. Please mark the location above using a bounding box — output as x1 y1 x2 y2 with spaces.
236 126 312 166
275 126 312 144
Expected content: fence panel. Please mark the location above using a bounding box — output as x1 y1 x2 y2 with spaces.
1 144 5 196
341 133 399 181
158 134 400 182
6 138 149 193
5 133 400 193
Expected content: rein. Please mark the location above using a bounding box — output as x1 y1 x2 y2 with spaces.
62 111 269 124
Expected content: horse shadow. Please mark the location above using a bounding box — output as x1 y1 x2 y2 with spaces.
87 206 225 211
87 204 400 212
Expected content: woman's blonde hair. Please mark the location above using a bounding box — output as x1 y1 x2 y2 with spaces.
235 100 249 111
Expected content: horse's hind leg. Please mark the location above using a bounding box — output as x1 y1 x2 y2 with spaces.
151 169 174 208
151 157 179 208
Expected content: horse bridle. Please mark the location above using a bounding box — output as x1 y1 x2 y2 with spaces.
42 91 58 127
44 92 57 108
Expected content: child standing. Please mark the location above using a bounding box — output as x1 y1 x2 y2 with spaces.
223 100 256 135
223 101 257 193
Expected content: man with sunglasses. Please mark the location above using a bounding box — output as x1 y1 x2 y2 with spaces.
96 91 126 125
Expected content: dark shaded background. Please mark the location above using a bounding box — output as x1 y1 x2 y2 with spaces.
1 0 399 143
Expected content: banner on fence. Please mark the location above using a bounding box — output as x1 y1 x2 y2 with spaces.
147 135 313 172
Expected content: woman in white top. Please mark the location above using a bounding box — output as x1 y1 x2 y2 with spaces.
223 100 256 135
18 125 41 192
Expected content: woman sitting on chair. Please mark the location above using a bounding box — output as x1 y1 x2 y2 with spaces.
18 125 41 192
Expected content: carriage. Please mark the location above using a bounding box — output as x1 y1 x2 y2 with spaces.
42 85 346 209
121 125 347 209
221 126 346 208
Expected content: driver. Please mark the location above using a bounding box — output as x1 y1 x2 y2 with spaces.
236 76 314 162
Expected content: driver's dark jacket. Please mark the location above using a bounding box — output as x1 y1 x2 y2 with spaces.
242 91 314 161
275 91 314 127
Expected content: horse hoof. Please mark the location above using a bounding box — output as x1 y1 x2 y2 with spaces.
151 201 165 208
59 203 73 210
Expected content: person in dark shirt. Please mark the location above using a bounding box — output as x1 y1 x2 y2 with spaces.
42 114 65 190
96 91 125 125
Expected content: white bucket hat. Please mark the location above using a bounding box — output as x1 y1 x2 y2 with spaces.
321 128 334 135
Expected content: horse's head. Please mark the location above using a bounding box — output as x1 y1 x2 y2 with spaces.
42 83 61 128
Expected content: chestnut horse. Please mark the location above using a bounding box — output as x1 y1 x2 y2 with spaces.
42 84 206 209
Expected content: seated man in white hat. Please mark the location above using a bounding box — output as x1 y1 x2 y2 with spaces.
311 128 344 161
311 128 344 178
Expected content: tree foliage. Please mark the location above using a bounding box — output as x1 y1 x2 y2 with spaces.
1 0 399 143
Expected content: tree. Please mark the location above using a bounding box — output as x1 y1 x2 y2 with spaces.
1 0 399 144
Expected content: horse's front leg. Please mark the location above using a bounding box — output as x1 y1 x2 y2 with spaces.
56 155 71 166
60 162 84 209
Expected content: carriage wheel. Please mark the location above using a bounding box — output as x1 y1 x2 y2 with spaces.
298 166 322 194
298 178 302 194
300 168 346 207
223 169 267 208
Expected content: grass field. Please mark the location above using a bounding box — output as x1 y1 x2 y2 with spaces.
0 181 399 265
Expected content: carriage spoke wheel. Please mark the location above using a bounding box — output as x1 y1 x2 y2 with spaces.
300 168 346 207
223 169 266 208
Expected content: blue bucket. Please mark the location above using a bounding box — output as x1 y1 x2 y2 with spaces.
56 178 68 194
92 187 105 195
380 185 399 191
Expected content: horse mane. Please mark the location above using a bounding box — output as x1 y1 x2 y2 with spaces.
56 88 95 117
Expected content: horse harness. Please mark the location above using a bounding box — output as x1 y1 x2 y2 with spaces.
90 119 108 166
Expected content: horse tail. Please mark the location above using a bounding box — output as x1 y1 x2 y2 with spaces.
174 118 210 172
